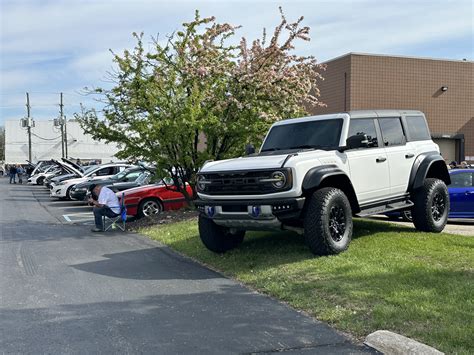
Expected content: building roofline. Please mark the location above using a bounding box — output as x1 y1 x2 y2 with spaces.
322 52 473 64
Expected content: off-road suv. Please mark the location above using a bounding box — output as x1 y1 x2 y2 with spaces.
195 110 451 255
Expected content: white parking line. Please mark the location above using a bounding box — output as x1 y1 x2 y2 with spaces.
63 212 95 224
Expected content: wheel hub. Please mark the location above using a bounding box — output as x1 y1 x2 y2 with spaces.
431 193 445 221
329 205 346 242
143 201 160 216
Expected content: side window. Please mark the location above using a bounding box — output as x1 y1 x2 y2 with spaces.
406 116 431 141
378 118 406 146
124 171 141 181
97 167 114 176
450 173 473 188
348 119 379 148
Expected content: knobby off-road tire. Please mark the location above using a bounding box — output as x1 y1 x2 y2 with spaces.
411 178 449 232
198 215 245 253
304 187 353 255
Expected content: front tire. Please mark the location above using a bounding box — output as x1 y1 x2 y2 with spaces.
198 215 245 253
411 178 449 232
304 188 353 255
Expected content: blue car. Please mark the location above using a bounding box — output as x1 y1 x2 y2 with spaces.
386 168 474 220
448 168 474 218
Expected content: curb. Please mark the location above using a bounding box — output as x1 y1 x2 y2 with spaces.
364 330 444 354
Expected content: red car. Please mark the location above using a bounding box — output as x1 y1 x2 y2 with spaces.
116 183 192 218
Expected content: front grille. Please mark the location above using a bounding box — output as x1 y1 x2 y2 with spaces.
199 169 291 195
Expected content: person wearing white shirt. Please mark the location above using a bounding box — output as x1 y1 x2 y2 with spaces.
88 185 120 232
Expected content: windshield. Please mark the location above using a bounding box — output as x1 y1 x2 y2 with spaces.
261 119 343 152
111 168 134 181
136 171 152 184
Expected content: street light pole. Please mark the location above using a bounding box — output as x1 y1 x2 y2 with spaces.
60 92 65 158
26 92 32 162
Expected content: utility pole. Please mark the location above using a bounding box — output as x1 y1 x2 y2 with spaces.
59 92 65 158
64 114 68 158
26 92 32 161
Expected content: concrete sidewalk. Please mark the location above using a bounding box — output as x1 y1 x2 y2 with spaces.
0 178 373 353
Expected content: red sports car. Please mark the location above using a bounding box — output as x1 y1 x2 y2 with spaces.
116 183 192 218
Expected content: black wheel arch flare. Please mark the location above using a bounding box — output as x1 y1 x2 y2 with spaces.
408 151 451 192
302 165 360 213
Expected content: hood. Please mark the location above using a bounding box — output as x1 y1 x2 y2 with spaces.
200 154 290 172
51 173 77 183
117 183 163 196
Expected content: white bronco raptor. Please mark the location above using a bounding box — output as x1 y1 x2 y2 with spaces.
195 110 451 255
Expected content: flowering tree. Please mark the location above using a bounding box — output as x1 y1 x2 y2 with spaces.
77 8 325 203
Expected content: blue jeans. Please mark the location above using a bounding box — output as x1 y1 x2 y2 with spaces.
93 206 119 229
9 173 16 183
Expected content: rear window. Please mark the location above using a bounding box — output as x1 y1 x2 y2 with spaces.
406 116 431 141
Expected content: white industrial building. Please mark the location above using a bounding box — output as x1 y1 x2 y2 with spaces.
5 119 120 164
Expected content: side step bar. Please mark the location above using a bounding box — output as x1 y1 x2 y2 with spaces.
357 199 414 217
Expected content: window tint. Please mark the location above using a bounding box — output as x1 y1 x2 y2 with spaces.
348 119 378 148
379 118 406 146
450 172 473 188
261 119 343 152
123 171 142 181
96 167 114 176
406 116 431 141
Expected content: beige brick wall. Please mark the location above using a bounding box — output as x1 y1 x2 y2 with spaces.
311 55 351 114
312 53 474 158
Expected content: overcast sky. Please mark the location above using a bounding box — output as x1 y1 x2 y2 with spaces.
0 0 472 125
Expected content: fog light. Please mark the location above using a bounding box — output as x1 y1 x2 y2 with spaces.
206 206 215 217
251 206 261 217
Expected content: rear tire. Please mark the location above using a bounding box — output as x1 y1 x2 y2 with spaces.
198 215 245 253
37 177 45 185
411 178 449 232
304 187 353 255
137 198 163 218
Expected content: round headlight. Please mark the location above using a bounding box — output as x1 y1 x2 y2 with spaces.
197 175 206 191
271 171 286 188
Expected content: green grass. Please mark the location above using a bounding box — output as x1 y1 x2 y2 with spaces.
140 219 474 354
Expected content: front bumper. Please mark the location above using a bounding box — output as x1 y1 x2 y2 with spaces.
50 186 66 197
70 189 87 201
195 197 305 230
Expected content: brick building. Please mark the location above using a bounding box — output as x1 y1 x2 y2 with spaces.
311 53 474 163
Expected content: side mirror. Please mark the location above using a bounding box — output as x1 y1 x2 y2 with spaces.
346 134 369 150
245 144 255 155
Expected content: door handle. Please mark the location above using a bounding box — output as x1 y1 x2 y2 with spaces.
405 153 415 159
465 191 474 195
376 157 387 163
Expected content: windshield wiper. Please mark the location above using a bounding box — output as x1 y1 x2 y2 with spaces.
261 147 282 152
289 144 326 150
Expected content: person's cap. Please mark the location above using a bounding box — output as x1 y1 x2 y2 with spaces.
89 183 97 191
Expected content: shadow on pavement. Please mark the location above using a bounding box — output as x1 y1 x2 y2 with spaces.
0 287 370 354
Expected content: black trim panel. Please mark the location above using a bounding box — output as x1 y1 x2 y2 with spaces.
302 165 347 190
408 151 451 191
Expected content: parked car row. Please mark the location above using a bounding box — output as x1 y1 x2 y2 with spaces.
27 159 191 219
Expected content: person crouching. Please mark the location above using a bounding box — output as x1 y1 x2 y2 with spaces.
88 184 120 232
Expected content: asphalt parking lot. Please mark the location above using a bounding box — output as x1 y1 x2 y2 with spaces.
0 178 373 354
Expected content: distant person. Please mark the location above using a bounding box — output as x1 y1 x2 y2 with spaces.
17 165 24 184
88 184 120 232
449 161 458 169
76 158 82 166
459 161 470 169
9 165 17 184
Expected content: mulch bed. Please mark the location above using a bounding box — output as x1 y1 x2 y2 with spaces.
127 209 198 231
